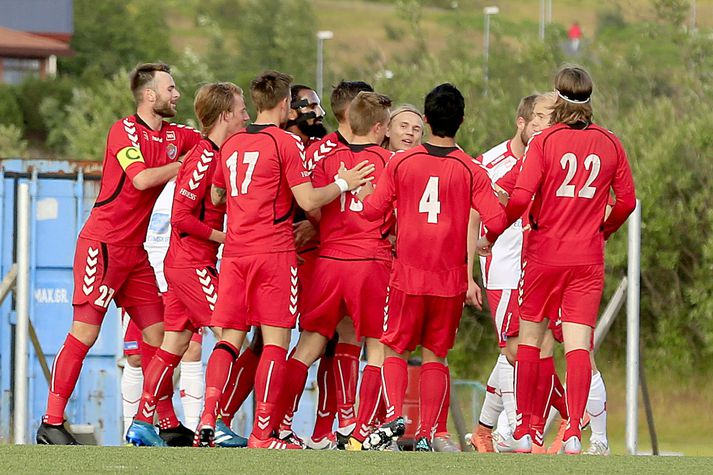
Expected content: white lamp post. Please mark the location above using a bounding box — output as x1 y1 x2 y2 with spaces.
316 30 334 100
483 6 499 96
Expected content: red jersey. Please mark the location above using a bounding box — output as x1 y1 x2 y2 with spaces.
214 124 311 257
80 115 200 246
304 130 349 172
362 144 508 297
506 122 636 266
165 138 226 268
312 143 393 261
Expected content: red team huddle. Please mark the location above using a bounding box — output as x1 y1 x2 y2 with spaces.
36 61 636 455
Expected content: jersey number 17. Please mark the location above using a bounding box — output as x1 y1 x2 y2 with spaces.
226 151 260 196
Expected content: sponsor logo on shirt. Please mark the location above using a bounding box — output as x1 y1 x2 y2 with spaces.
147 212 171 234
167 143 178 160
166 130 176 141
179 187 197 201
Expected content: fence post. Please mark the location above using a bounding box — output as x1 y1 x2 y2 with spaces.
626 199 641 455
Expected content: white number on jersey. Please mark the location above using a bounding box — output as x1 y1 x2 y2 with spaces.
419 176 441 223
94 285 115 309
335 173 363 212
226 151 260 196
555 152 601 199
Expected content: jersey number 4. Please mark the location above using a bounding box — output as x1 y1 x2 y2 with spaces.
555 152 601 199
227 151 259 196
419 176 441 223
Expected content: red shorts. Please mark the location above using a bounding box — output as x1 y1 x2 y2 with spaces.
485 288 520 348
122 307 203 356
72 237 162 327
380 287 465 358
301 258 390 340
163 265 218 332
519 259 604 328
211 252 299 331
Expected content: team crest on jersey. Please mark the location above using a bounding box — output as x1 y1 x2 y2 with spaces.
166 130 176 141
167 143 178 160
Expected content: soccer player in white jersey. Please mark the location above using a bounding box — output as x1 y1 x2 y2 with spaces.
467 93 555 452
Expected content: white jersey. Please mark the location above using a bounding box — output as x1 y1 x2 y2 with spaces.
477 140 523 290
144 180 175 292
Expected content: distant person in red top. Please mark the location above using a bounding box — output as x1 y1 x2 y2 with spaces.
478 66 636 454
37 63 201 446
194 70 375 450
296 80 375 450
568 22 582 52
276 91 393 450
357 83 509 451
123 82 249 447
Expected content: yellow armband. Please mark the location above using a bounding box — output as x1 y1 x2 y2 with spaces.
117 146 145 171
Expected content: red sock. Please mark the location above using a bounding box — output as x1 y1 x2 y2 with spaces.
140 343 180 430
135 348 182 424
219 346 259 425
381 357 408 423
373 388 387 426
277 358 309 432
44 333 90 425
513 344 540 440
435 366 451 435
563 349 592 441
530 357 555 446
312 355 337 440
551 370 568 419
334 343 360 431
353 365 382 442
417 362 449 440
200 340 239 427
252 345 287 440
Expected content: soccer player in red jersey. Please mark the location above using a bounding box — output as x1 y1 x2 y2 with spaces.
275 91 393 450
296 80 375 450
478 66 636 454
467 93 561 453
195 71 375 450
37 63 201 445
357 83 509 451
124 82 249 447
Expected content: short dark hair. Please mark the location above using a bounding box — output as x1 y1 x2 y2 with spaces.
330 80 374 123
424 83 464 138
250 70 293 112
290 84 313 108
129 62 171 104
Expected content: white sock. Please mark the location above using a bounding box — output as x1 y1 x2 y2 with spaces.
586 371 608 445
495 409 512 438
497 354 517 433
180 361 204 430
478 358 503 427
121 363 143 437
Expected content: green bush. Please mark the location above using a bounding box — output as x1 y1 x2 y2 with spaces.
0 85 23 129
14 76 74 136
0 124 29 158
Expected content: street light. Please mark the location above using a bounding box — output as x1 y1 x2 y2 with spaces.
539 0 552 41
483 6 499 96
316 30 334 100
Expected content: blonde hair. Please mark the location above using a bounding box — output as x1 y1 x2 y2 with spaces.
348 92 392 136
381 104 424 149
194 82 244 135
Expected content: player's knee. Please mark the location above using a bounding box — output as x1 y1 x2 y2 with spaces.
140 322 165 347
70 320 100 347
182 340 201 361
126 354 142 368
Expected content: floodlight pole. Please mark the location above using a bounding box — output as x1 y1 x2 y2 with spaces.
626 199 641 455
483 7 499 96
13 183 31 444
316 30 334 101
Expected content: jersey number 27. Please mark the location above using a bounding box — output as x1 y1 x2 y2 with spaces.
226 151 259 196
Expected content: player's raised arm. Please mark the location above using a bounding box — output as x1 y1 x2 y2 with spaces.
603 139 636 239
291 160 374 212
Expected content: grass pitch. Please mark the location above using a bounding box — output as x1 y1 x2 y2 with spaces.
1 446 712 474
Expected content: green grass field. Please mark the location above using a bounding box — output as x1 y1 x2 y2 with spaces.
1 446 712 474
